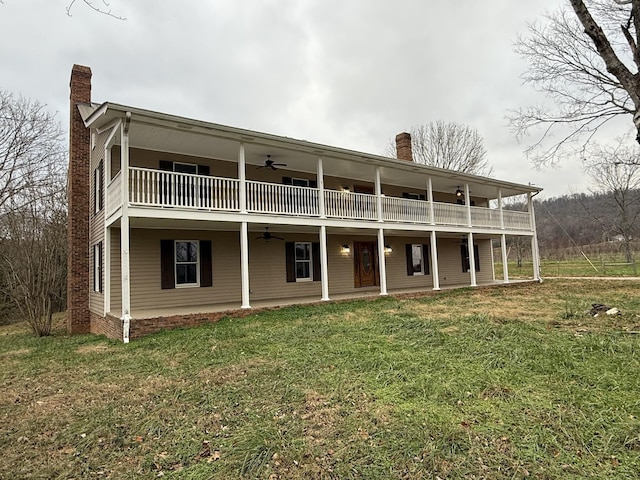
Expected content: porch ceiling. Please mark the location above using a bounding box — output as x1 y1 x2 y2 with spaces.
88 102 542 200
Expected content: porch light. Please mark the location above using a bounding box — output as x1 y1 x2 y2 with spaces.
341 244 351 254
342 186 350 192
384 244 393 254
455 187 464 197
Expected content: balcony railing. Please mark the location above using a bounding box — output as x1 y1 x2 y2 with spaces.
118 168 532 231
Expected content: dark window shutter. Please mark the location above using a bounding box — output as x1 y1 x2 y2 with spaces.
405 244 413 276
285 242 295 282
161 240 175 289
312 242 321 281
282 177 293 185
200 240 212 287
402 192 409 199
422 244 430 275
419 194 426 200
197 164 210 176
474 244 480 271
309 180 317 188
159 160 173 171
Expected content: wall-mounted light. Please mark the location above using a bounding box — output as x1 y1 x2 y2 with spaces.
341 244 351 254
384 244 393 254
342 186 351 193
455 186 464 197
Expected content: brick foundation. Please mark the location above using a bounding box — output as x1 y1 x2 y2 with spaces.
90 312 123 341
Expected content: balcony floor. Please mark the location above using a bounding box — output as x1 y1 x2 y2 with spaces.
123 278 536 320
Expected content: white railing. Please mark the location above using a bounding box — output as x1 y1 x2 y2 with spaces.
433 202 469 226
110 168 533 232
324 190 378 220
503 210 531 231
129 167 240 210
382 195 431 223
247 181 319 215
106 170 122 216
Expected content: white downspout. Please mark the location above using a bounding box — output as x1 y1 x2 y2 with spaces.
120 112 132 343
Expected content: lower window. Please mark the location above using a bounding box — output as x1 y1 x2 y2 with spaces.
295 242 312 281
175 240 199 286
406 244 430 276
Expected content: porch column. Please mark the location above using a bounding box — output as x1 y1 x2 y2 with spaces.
120 113 132 343
375 167 383 222
498 188 505 229
464 183 472 226
501 233 509 283
104 226 111 316
319 225 330 301
430 230 440 290
317 157 326 218
377 228 388 295
468 232 477 287
528 193 542 282
238 143 247 213
427 177 435 225
240 221 251 309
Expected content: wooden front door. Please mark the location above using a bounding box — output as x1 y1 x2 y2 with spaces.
354 241 378 287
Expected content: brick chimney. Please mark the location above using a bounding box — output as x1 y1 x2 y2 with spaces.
67 64 92 334
395 132 413 162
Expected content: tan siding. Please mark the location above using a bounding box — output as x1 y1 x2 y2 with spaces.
110 229 122 314
436 238 493 286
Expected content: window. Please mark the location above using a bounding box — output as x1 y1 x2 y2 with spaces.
294 242 312 281
402 192 426 200
406 244 430 276
173 162 198 174
93 242 103 292
282 177 317 188
161 240 212 289
94 160 103 213
461 243 480 272
175 241 199 286
285 242 321 283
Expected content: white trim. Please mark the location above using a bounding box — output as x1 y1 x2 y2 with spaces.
409 243 426 276
468 232 477 287
377 229 387 295
501 234 509 283
320 225 329 301
240 222 251 308
174 240 200 287
294 241 313 281
430 231 440 290
104 227 111 316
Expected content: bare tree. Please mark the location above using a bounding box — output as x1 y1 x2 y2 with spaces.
583 139 640 263
66 0 125 20
0 91 67 334
387 121 493 176
512 0 640 164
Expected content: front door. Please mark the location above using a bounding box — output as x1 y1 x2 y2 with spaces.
354 241 378 287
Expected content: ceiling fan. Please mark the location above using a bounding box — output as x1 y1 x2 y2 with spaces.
255 227 284 241
257 155 287 170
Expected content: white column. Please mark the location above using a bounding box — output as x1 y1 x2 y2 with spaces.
238 143 247 213
375 166 383 222
430 230 440 290
464 183 472 227
120 114 132 343
501 233 509 283
320 226 330 301
498 188 505 229
317 157 326 218
377 228 388 295
240 221 251 308
104 226 111 316
427 177 435 225
528 192 542 282
468 232 477 287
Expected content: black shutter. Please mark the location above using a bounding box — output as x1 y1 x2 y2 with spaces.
197 164 210 175
161 240 175 289
474 244 480 271
282 177 293 185
200 240 212 287
461 244 470 272
309 180 317 188
285 242 295 282
402 192 409 199
312 242 321 281
405 244 414 276
419 194 426 200
97 161 104 211
422 244 430 275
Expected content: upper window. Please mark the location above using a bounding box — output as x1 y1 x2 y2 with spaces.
173 162 198 174
295 242 312 281
175 240 199 286
94 161 103 213
291 178 310 187
406 244 430 276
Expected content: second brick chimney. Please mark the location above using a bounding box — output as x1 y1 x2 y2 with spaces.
67 64 92 334
395 132 413 162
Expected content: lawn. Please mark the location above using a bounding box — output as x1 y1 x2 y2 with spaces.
1 279 639 479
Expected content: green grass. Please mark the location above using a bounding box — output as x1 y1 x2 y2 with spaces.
495 259 638 279
1 279 640 479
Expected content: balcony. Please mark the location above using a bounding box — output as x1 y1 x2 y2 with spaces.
106 167 532 232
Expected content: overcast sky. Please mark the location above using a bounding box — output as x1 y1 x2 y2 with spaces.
1 0 597 199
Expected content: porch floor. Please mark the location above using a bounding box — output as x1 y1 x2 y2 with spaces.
122 278 536 320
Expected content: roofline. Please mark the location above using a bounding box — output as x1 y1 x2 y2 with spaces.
83 101 543 195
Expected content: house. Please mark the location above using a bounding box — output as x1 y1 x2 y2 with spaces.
67 64 542 343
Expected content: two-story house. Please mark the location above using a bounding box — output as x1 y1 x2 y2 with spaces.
67 65 542 342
